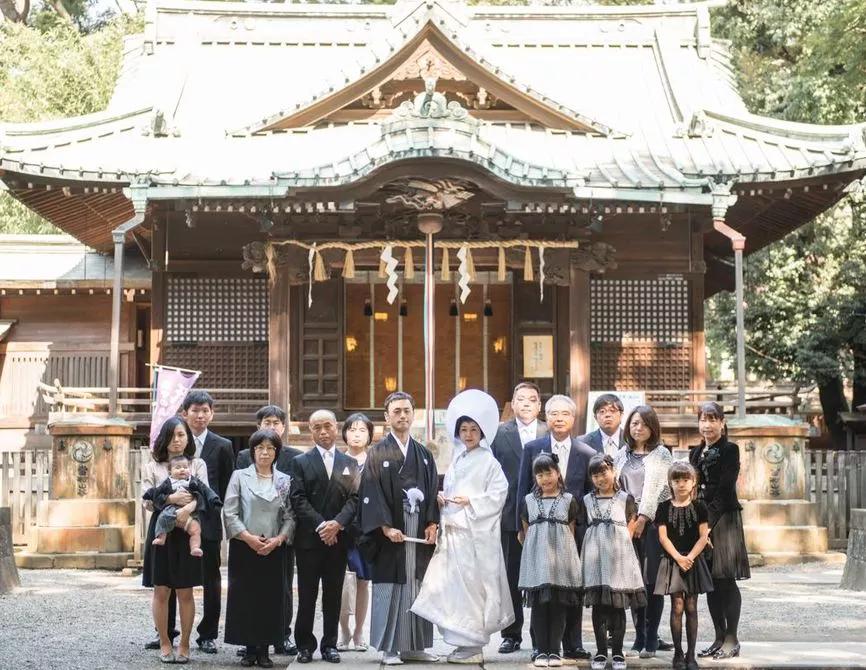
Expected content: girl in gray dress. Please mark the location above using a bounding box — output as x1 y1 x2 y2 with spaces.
519 453 582 668
582 455 646 670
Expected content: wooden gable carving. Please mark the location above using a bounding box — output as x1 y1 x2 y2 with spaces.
256 22 611 134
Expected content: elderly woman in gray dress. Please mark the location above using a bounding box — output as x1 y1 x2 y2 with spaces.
223 429 296 668
613 405 672 659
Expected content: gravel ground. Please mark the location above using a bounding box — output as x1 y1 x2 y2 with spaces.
1 561 864 670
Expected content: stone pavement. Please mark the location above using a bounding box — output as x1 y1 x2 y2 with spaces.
1 559 864 669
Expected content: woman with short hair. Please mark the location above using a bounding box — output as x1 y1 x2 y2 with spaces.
224 429 296 668
613 405 672 659
338 412 375 652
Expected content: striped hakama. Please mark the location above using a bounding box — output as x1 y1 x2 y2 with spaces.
370 503 434 653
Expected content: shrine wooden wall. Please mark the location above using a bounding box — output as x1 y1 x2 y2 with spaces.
0 294 137 437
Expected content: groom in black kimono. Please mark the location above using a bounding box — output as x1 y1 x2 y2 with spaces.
358 391 440 665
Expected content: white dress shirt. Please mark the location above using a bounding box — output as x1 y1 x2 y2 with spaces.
516 418 538 448
192 429 209 459
390 431 410 459
551 436 571 477
316 444 335 478
602 428 622 457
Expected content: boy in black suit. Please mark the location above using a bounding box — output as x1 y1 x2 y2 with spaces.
579 393 626 456
490 381 547 653
182 390 235 654
291 409 360 664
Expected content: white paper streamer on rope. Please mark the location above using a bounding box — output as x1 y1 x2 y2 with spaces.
307 245 315 307
456 245 471 304
380 245 400 304
538 246 546 303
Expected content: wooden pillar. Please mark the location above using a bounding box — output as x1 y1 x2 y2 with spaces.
690 224 707 394
569 259 591 434
268 263 291 414
149 216 167 379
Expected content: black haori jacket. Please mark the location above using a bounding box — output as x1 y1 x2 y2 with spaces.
689 437 743 525
358 433 439 584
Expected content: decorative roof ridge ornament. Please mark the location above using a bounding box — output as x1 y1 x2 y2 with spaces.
674 110 714 139
142 108 180 138
394 75 470 122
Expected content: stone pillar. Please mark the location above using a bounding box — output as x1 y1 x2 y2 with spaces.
841 509 866 590
729 418 829 563
0 507 20 593
17 418 136 569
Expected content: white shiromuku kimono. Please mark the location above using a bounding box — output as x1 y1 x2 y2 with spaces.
410 390 515 651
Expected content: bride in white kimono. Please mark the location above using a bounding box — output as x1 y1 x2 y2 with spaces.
411 389 515 664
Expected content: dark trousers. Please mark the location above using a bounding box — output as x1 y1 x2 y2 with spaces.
500 530 524 642
631 593 664 652
531 602 567 655
295 545 348 653
196 539 222 642
562 604 585 651
283 546 295 639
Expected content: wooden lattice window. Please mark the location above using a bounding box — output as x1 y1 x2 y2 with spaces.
167 277 268 343
164 277 269 389
590 277 691 391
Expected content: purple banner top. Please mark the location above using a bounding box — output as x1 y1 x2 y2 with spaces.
149 367 201 449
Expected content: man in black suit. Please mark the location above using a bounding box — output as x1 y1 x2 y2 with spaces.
236 405 303 472
579 393 626 456
291 409 359 664
490 381 547 654
235 405 303 657
517 394 595 662
182 389 235 654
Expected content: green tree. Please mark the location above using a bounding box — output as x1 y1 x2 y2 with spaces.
0 14 138 233
708 0 866 444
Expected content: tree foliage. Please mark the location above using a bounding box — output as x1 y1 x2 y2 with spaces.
708 0 866 442
0 14 139 233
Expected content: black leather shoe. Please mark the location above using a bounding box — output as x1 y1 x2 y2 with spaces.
197 639 218 654
146 632 178 650
257 652 275 668
240 652 256 667
564 648 592 660
658 639 675 652
499 639 521 654
284 637 298 656
297 649 314 664
531 649 540 662
322 647 341 663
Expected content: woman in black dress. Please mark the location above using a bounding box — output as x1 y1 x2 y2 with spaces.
689 402 750 660
142 416 210 664
224 429 296 668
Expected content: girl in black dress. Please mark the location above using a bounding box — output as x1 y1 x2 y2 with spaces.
654 462 713 670
689 402 751 660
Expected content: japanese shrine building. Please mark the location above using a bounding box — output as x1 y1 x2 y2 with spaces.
2 0 865 432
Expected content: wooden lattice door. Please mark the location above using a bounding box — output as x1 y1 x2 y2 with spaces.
589 276 691 391
164 276 269 389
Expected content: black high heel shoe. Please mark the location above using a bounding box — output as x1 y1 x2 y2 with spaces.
698 641 722 658
713 643 740 660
